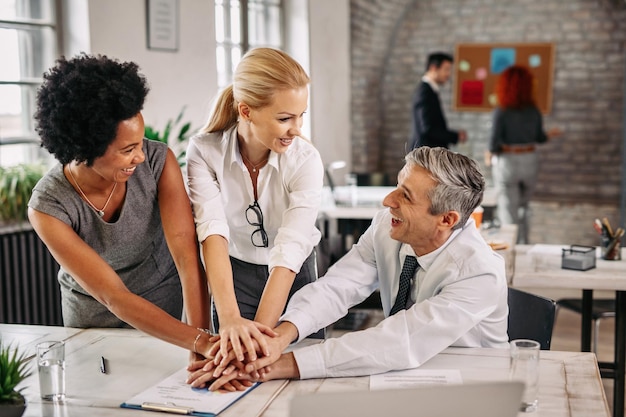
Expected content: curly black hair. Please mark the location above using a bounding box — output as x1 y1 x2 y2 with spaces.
34 53 150 166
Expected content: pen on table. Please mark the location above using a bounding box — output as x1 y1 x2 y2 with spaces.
100 356 107 374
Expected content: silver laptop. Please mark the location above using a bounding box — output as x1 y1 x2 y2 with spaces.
290 381 524 417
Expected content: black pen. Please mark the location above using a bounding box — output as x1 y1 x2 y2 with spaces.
100 356 107 374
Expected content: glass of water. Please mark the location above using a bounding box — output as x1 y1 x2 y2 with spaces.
509 339 540 412
37 341 66 401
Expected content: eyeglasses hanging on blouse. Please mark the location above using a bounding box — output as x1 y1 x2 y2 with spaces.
245 200 269 248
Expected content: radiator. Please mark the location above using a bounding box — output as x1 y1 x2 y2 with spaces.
0 225 63 325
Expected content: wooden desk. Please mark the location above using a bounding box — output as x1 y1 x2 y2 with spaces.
1 325 609 417
513 244 626 417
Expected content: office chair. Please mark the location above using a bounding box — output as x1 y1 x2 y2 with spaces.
556 298 615 354
508 287 557 350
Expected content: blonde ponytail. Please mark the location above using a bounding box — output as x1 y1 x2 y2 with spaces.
202 85 238 133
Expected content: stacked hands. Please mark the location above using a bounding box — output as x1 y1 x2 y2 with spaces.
186 319 296 392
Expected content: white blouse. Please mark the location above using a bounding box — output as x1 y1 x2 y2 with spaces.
186 126 323 273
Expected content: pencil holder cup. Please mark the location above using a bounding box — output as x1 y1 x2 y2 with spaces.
601 236 622 261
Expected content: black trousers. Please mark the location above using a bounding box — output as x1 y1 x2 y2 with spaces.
211 251 325 339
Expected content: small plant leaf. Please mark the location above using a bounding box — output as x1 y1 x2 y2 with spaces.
0 163 46 222
144 107 194 167
0 340 32 403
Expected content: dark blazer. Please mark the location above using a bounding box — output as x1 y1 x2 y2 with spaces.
408 80 459 150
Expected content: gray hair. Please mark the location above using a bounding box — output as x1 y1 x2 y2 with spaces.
404 147 484 229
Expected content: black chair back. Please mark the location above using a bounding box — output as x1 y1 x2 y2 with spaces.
507 287 556 350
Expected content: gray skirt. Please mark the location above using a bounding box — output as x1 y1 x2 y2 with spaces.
211 251 325 338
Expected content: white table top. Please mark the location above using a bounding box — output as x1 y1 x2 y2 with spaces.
320 186 393 219
513 244 626 291
0 324 82 360
0 325 609 417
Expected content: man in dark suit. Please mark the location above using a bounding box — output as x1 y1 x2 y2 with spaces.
408 52 467 150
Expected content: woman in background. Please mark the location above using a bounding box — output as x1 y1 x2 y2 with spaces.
486 65 562 244
29 54 215 359
186 47 324 364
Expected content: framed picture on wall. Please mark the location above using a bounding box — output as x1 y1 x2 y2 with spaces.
146 0 179 51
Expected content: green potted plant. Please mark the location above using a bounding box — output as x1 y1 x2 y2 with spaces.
0 163 46 226
144 107 194 167
0 341 32 417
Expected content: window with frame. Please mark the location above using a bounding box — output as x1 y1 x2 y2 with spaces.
0 0 58 167
214 0 283 89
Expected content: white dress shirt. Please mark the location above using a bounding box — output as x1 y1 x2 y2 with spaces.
186 126 323 272
422 74 440 93
281 209 509 378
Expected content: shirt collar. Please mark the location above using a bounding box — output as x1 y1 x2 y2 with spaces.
227 125 244 170
422 75 440 94
227 124 279 171
402 226 463 272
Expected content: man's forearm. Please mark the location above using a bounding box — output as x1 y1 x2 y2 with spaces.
274 321 299 351
264 352 300 380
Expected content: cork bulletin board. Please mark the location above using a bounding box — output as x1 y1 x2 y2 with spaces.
452 43 555 114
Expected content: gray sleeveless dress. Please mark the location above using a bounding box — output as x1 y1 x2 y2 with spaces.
28 139 182 328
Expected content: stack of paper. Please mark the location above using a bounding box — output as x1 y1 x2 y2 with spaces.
121 368 258 416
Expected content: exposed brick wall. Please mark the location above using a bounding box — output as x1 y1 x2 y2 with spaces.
350 0 416 172
529 200 620 245
351 0 626 244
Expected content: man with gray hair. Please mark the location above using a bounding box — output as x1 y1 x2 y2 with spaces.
189 147 508 388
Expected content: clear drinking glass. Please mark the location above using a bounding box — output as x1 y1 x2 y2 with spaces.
509 339 540 412
37 341 66 401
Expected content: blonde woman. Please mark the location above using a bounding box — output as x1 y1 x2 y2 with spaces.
186 48 324 365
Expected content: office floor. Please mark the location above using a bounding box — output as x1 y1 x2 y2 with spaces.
330 307 619 413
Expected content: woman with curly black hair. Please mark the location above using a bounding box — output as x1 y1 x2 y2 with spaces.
28 54 216 359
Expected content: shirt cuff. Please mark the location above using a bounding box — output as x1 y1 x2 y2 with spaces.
292 344 327 379
196 220 230 243
280 309 318 343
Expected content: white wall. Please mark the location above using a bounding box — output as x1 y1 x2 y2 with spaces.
61 0 217 133
307 0 351 171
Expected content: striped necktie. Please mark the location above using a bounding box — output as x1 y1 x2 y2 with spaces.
390 255 419 316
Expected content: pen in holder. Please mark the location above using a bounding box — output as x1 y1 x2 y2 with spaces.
601 233 623 261
595 218 623 261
